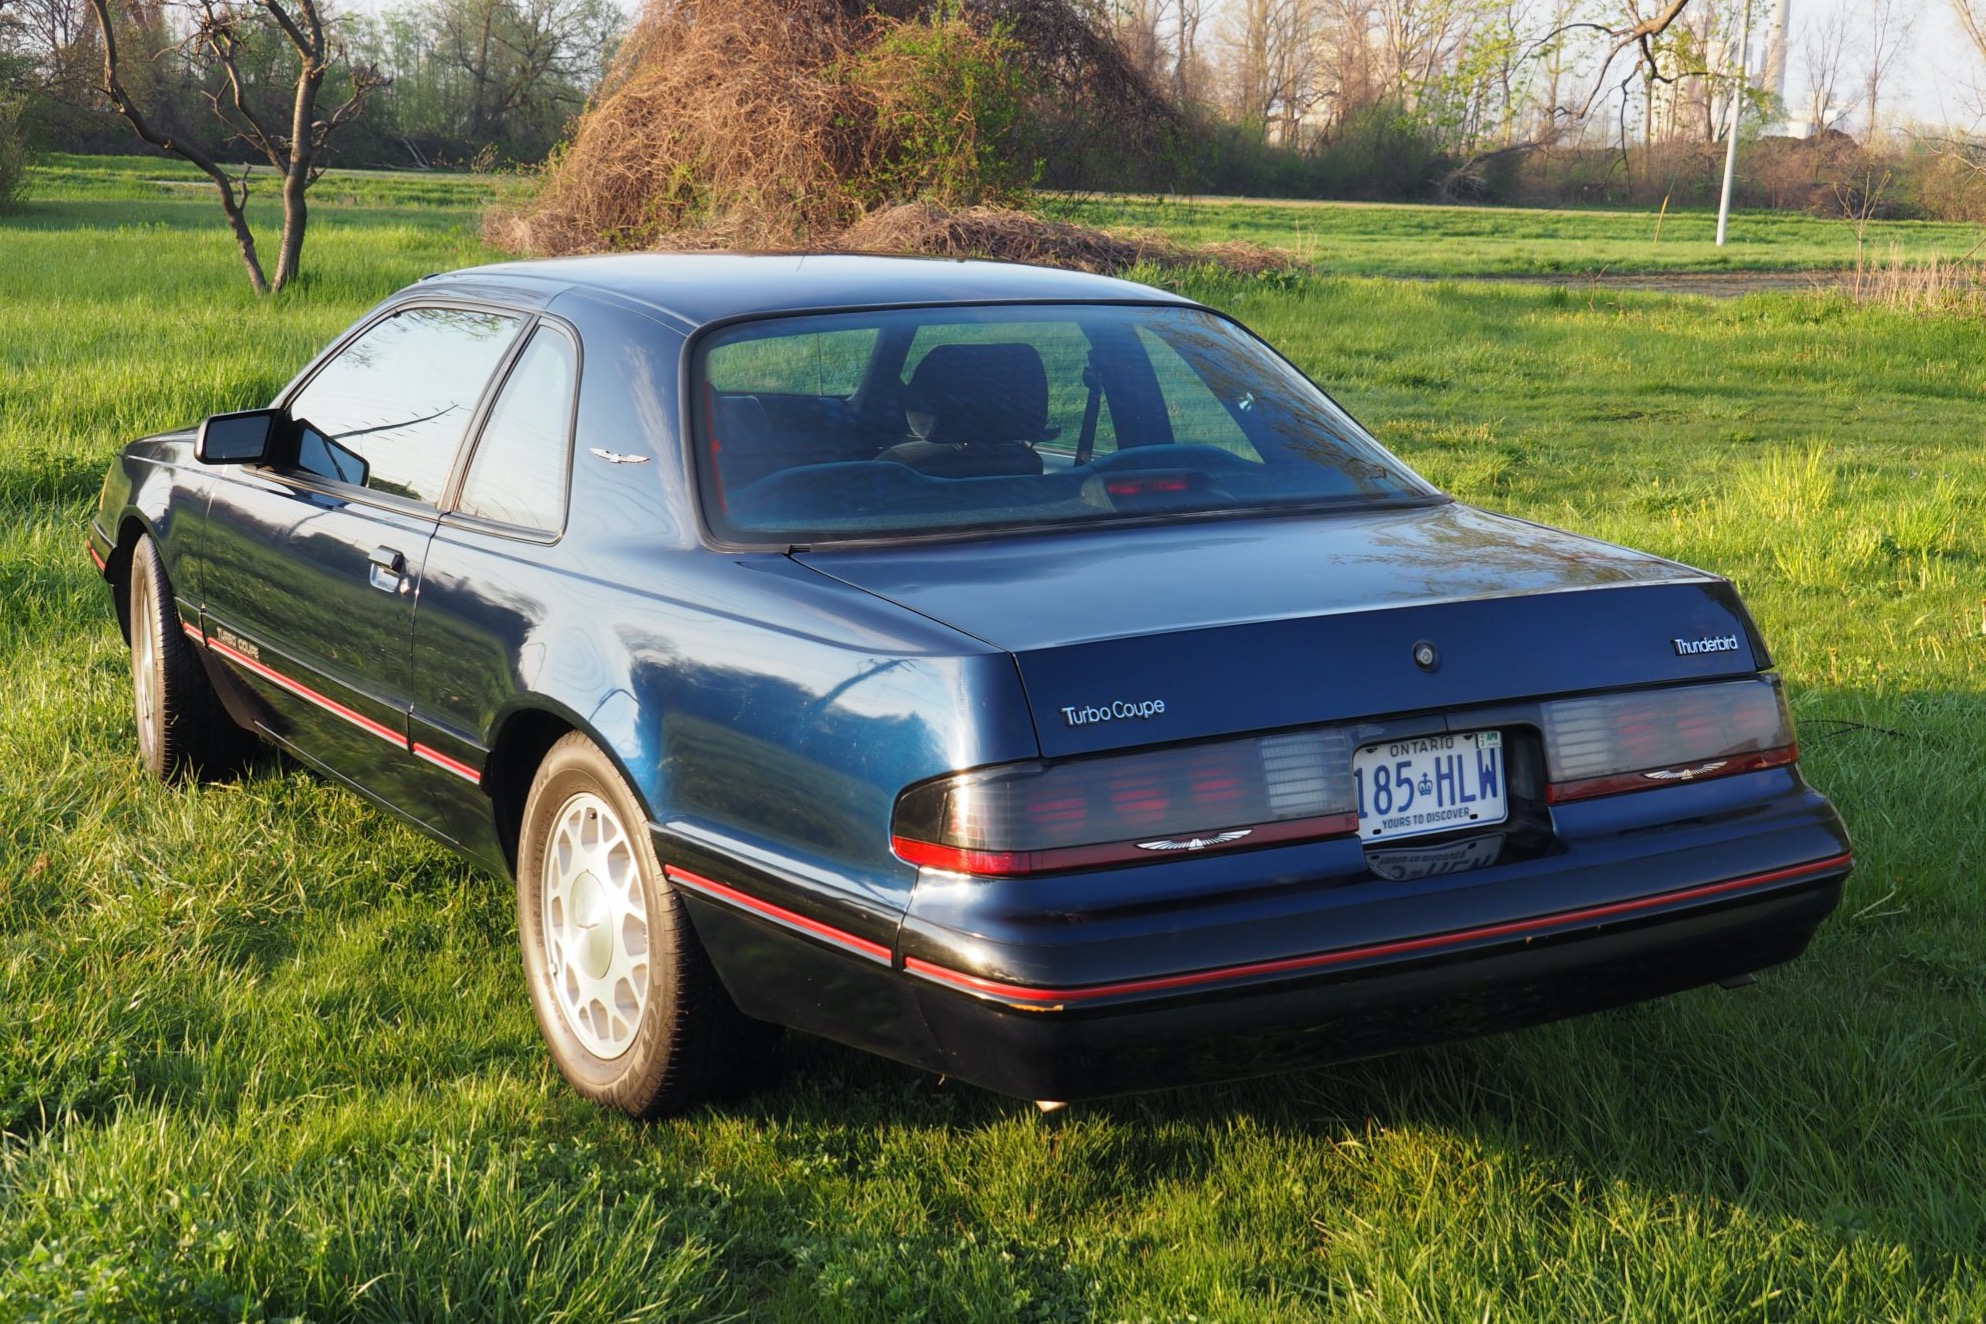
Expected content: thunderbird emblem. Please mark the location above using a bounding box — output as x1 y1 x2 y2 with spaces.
1136 830 1252 853
1643 761 1728 782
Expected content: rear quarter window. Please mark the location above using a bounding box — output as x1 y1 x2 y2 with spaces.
455 325 578 533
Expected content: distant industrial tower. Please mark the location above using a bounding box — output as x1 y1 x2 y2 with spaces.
1761 0 1792 124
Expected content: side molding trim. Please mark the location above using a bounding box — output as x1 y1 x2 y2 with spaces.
200 628 482 784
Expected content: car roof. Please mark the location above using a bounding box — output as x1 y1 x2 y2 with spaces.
418 253 1197 327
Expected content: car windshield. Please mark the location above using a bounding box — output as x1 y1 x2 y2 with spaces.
691 303 1439 545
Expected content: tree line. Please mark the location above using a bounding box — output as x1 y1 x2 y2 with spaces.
1078 0 1985 206
0 0 623 167
10 0 1969 178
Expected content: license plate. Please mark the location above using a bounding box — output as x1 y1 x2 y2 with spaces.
1353 730 1506 842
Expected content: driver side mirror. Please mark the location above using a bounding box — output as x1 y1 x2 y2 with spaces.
196 408 284 464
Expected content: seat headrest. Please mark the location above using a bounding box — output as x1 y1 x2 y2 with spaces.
904 343 1049 446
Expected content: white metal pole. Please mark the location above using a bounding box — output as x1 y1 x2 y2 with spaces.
1716 0 1755 248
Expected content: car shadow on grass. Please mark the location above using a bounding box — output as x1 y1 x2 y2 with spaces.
734 944 1985 1276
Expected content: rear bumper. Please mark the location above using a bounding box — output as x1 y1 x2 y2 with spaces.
903 858 1844 1099
662 769 1851 1101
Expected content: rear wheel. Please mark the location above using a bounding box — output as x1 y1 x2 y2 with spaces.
516 733 767 1116
127 533 243 779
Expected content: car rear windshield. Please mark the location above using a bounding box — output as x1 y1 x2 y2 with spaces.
691 303 1438 545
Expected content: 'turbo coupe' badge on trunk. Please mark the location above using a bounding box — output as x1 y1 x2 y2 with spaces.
1062 698 1167 726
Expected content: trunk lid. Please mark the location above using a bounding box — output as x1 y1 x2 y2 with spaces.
797 503 1765 758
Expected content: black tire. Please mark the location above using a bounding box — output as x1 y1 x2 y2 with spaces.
516 732 766 1117
127 533 245 780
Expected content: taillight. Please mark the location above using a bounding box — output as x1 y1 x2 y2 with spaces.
1542 676 1796 803
892 728 1357 877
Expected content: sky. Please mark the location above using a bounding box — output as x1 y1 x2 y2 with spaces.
1777 0 1980 132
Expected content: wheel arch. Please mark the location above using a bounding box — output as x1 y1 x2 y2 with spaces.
106 512 158 645
483 698 658 877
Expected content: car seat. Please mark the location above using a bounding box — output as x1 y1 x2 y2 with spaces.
877 343 1047 478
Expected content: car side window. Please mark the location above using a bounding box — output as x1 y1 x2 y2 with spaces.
286 306 522 504
454 326 578 533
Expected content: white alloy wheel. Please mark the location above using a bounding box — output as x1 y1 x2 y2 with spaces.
539 790 651 1058
516 731 775 1116
130 561 162 767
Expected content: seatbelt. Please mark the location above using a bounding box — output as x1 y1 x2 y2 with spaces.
1075 350 1104 466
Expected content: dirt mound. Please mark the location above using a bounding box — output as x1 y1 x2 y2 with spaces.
839 201 1296 275
489 0 857 254
490 0 1184 259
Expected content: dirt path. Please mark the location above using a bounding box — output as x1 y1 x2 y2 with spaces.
1473 270 1853 297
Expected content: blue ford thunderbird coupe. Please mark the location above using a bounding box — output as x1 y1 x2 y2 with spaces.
89 255 1852 1114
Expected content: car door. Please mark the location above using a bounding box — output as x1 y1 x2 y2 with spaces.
408 321 582 860
200 303 526 828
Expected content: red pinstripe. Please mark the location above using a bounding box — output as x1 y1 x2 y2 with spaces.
664 865 893 965
204 633 485 784
413 742 482 784
203 633 406 747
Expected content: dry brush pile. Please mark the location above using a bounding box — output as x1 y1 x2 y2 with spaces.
489 0 1289 275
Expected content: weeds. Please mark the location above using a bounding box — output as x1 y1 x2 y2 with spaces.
1848 241 1986 312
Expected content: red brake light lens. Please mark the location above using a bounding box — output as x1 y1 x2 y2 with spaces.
892 728 1359 877
1541 676 1796 802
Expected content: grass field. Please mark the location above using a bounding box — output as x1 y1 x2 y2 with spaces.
2 157 1984 1321
1061 194 1986 278
31 152 1986 281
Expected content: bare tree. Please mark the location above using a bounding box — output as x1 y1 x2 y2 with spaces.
84 0 384 293
1221 0 1321 142
1957 0 1986 62
1431 0 1707 191
1860 0 1915 140
419 0 616 149
1169 0 1205 105
1375 0 1471 109
2 0 101 104
1800 0 1851 137
1108 0 1168 88
1529 0 1585 137
1313 0 1382 126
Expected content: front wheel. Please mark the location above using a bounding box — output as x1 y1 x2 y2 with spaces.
516 733 765 1116
127 533 244 779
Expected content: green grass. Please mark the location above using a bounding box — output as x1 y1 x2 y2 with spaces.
3 156 1984 1321
1064 194 1986 278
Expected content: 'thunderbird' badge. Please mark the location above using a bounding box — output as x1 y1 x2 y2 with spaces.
1136 830 1252 853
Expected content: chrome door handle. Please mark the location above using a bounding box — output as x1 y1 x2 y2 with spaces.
368 546 408 593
